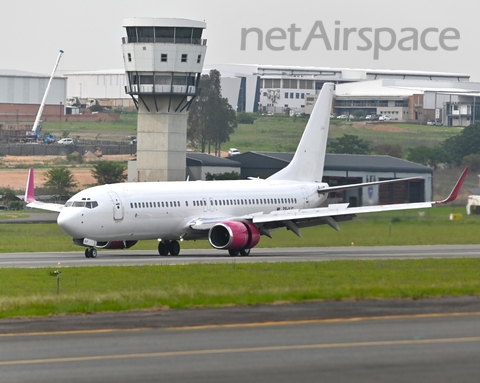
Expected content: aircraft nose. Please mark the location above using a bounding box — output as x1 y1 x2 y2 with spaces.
57 209 79 237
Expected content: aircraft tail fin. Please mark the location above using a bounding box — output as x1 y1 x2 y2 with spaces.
268 83 334 182
25 168 36 203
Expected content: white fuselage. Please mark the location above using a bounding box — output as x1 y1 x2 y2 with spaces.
57 179 327 242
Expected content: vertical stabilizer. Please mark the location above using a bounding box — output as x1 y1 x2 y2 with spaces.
25 168 35 203
268 83 334 182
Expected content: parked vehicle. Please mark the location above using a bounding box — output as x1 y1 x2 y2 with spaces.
378 115 391 121
57 138 74 145
43 134 57 144
228 148 241 156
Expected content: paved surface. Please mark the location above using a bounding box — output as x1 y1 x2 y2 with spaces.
1 300 480 382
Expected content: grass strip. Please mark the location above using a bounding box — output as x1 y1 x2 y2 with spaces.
1 259 480 318
0 206 478 252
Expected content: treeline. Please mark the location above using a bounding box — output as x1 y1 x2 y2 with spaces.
328 123 480 171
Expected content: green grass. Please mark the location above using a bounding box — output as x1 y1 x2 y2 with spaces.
42 113 137 141
223 115 460 153
1 259 480 318
0 206 477 253
41 112 459 151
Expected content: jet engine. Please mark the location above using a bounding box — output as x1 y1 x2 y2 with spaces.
208 221 260 250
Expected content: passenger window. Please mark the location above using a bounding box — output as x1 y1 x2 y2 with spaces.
186 201 189 207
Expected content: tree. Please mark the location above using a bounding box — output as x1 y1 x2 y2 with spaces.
44 167 78 196
406 146 445 168
442 122 480 165
91 161 127 185
462 153 480 172
328 134 371 154
188 69 238 156
352 109 365 119
0 188 18 210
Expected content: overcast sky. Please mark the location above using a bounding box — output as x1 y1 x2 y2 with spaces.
2 0 478 79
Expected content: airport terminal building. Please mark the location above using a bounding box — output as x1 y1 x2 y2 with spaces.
61 64 480 126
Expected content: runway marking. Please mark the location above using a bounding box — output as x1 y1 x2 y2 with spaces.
1 311 479 337
165 311 480 330
0 328 150 338
2 336 480 366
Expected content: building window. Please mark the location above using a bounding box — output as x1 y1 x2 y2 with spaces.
181 54 187 62
161 54 167 62
197 54 201 63
301 93 305 99
285 92 288 99
296 93 300 99
127 53 132 62
290 93 294 98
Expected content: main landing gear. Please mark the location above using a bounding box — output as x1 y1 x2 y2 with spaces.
228 248 251 257
158 240 180 256
85 247 97 258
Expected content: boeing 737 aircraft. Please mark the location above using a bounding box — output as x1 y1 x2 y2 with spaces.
25 83 468 258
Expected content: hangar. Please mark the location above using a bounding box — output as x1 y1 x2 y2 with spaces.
230 152 432 207
0 69 67 122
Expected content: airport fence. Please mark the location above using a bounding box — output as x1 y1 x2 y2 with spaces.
0 141 136 157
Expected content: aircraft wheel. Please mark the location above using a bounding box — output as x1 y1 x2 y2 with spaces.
169 240 180 256
158 241 169 256
85 248 91 258
240 248 251 256
90 248 97 258
228 249 240 257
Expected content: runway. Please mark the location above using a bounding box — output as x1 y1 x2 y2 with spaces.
1 244 480 268
2 245 480 382
2 307 480 383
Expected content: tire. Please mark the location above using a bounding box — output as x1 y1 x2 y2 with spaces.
158 241 169 256
85 248 91 258
168 240 180 256
90 248 97 258
228 249 240 257
239 248 251 256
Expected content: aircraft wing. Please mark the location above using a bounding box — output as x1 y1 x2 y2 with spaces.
189 167 469 237
26 200 64 213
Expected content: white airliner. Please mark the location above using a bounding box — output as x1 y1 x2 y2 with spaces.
25 83 468 258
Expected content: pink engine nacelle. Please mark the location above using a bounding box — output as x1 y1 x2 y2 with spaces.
208 221 261 250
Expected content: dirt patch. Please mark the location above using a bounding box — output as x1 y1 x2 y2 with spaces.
0 154 133 190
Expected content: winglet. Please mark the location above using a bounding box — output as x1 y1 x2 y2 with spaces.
434 167 469 205
25 168 36 203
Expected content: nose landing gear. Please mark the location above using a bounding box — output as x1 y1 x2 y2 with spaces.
85 247 97 258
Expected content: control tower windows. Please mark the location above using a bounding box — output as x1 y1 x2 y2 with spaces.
161 54 167 62
137 27 154 43
181 54 188 63
197 55 202 64
155 27 175 43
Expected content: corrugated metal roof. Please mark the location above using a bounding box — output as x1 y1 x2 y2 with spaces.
243 152 432 174
186 152 241 167
0 69 51 77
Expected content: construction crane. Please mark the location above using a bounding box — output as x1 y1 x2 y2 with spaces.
27 50 64 141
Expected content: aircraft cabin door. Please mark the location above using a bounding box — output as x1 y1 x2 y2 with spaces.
300 187 310 209
107 191 124 221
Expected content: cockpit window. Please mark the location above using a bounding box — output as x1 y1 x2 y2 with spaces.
65 201 98 208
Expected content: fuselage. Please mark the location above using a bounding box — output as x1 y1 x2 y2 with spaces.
57 179 327 242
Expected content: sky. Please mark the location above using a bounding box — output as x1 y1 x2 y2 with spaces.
1 0 478 80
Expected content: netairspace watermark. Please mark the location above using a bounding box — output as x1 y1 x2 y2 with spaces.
240 21 460 60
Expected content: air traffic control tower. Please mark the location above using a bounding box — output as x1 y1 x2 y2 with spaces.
122 18 207 181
